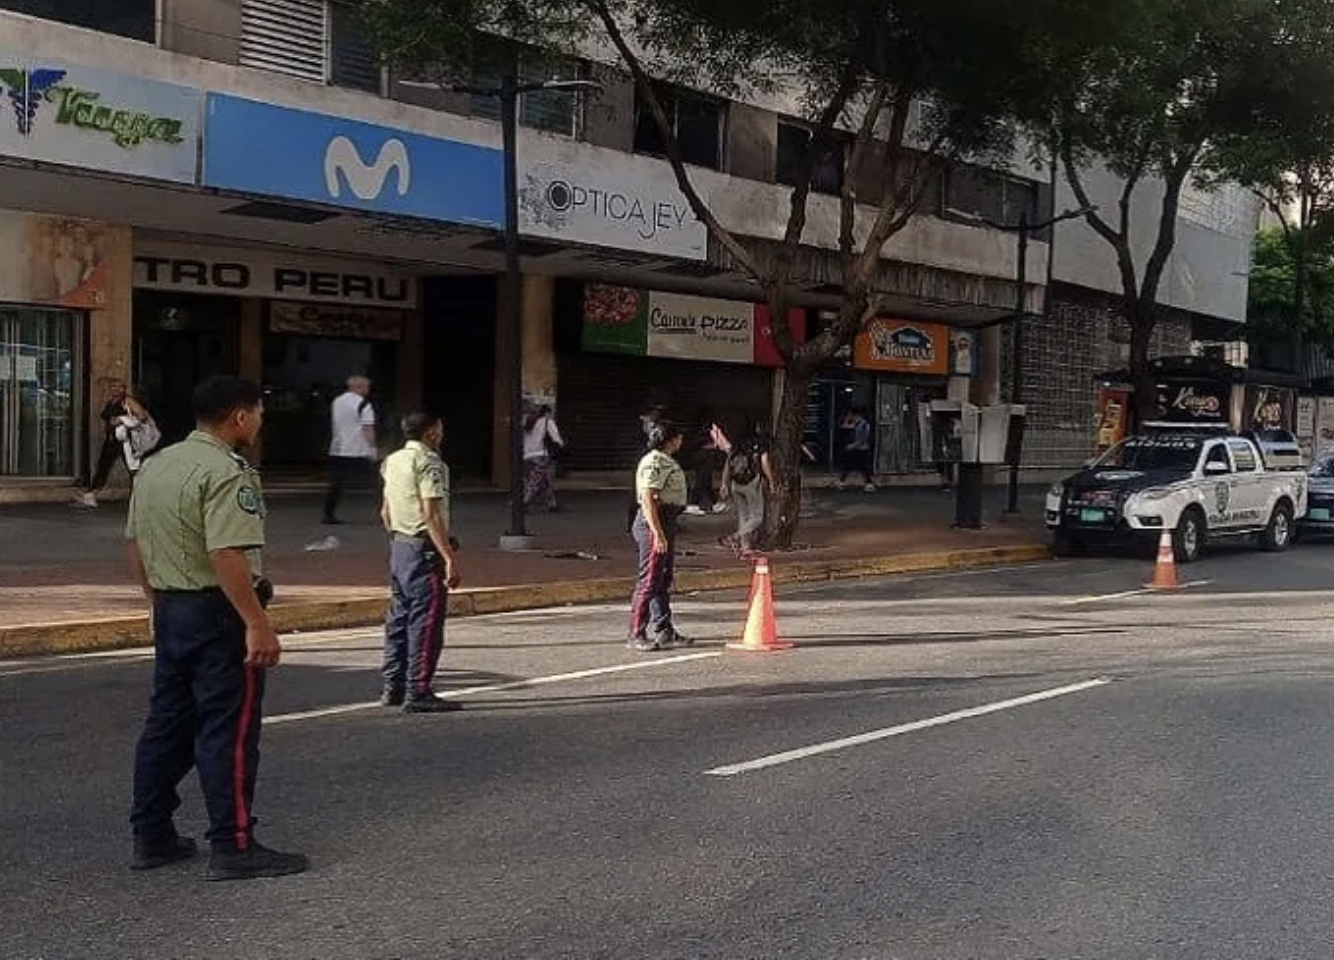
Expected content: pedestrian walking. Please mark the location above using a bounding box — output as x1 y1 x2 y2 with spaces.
379 412 462 713
126 375 307 882
75 379 129 507
627 401 668 532
628 420 692 652
114 390 163 478
323 375 378 525
522 404 564 513
721 424 775 558
839 408 876 491
686 416 730 516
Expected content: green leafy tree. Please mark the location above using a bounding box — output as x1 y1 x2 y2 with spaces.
1248 228 1334 357
1044 0 1322 418
355 0 1118 546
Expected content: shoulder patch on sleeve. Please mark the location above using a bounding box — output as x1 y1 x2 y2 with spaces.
237 484 262 515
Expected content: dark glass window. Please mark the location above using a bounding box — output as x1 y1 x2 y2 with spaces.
944 164 1039 226
776 122 845 195
1 0 155 42
634 86 723 170
471 44 584 137
329 3 380 93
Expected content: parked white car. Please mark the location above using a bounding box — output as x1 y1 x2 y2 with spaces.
1046 432 1307 562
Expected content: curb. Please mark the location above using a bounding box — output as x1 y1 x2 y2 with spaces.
0 543 1050 659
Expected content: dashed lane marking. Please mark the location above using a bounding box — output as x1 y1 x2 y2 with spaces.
704 677 1113 776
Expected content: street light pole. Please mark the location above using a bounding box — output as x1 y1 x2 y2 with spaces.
412 76 599 549
1007 213 1029 515
975 205 1096 516
498 74 526 547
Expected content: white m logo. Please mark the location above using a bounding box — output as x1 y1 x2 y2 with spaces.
324 136 412 201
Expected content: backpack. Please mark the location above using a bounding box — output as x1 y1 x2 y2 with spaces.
127 418 162 459
728 447 758 485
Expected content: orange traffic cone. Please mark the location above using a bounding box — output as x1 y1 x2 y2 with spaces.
1145 528 1181 591
728 556 795 652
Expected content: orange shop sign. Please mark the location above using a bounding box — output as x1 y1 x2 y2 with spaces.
853 319 949 375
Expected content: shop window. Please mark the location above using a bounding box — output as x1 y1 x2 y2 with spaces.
0 307 84 478
0 0 155 42
776 122 846 196
634 85 724 170
470 42 585 138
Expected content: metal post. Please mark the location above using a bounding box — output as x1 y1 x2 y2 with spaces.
1006 213 1028 515
500 75 528 545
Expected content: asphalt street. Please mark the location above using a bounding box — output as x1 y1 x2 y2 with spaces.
6 542 1334 959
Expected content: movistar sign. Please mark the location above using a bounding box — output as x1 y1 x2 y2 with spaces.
203 93 502 226
324 136 411 201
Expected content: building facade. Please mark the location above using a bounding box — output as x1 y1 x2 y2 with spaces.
0 1 1252 500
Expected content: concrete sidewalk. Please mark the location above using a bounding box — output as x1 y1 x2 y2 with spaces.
0 486 1050 656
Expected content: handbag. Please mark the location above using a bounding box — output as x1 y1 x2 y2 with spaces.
542 418 565 458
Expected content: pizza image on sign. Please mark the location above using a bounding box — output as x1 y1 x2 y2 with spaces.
854 318 949 375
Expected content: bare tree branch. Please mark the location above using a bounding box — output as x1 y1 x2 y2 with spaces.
583 0 765 282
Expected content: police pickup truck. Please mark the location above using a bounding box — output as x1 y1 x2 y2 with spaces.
1045 432 1307 562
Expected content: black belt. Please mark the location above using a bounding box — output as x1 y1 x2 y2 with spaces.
156 577 273 609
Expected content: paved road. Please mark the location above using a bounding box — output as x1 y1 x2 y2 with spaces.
5 543 1334 959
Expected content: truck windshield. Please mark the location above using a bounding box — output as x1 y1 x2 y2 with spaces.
1094 437 1202 472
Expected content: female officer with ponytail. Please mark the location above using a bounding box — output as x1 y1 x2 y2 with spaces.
628 420 691 651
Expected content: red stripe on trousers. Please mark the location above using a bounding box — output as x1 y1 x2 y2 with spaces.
232 665 258 852
631 551 661 637
417 574 443 693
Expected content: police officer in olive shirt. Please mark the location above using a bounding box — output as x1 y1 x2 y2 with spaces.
126 376 308 881
628 420 692 651
379 412 462 713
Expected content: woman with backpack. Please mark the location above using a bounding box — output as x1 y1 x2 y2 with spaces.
720 424 775 559
522 404 565 513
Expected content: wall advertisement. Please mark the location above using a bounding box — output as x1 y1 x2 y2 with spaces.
580 284 804 367
853 318 950 376
0 53 200 183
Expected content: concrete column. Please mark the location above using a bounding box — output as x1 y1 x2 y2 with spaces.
238 298 263 464
396 303 425 420
971 326 1003 406
88 225 134 489
490 274 556 488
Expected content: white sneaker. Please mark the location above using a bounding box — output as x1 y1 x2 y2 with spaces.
863 483 877 493
74 492 98 508
711 502 729 514
684 505 706 516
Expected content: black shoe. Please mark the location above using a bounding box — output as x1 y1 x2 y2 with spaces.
380 685 405 707
666 629 695 648
627 636 660 652
206 841 308 882
403 693 463 713
130 834 198 871
321 517 344 526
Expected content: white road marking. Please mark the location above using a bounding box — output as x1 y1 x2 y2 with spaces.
704 677 1112 777
265 651 722 725
1058 580 1213 606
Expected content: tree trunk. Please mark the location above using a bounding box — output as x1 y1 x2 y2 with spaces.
764 367 811 550
1127 302 1158 423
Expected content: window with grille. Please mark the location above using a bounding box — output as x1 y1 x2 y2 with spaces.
470 46 584 138
0 0 155 42
776 122 846 195
240 0 328 84
329 3 380 93
633 85 724 170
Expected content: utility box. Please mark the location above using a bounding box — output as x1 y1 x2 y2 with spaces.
979 403 1027 465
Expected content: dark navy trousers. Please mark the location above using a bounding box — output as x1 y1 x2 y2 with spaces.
383 536 448 697
629 510 678 639
131 590 265 853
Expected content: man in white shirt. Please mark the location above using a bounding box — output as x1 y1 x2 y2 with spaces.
323 376 378 525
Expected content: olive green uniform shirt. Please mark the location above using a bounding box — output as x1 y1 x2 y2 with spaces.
381 440 450 535
125 430 266 589
635 450 688 507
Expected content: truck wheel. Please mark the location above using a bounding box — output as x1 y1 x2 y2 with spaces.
1052 531 1086 558
1173 508 1206 564
1262 501 1295 552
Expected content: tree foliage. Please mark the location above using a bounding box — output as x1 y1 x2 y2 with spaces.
352 0 1137 543
1248 228 1334 353
1036 0 1334 415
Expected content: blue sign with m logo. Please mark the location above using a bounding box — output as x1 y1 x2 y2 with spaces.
203 93 503 227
